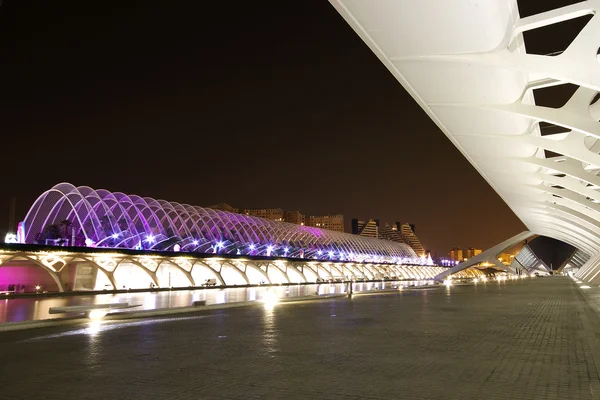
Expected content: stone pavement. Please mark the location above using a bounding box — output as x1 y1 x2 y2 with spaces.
1 277 600 400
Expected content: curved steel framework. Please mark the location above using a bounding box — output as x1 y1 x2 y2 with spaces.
23 183 418 263
330 0 600 281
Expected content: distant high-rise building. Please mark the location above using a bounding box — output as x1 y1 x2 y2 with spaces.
352 220 426 257
352 218 380 238
206 202 239 213
464 247 482 259
449 247 464 262
379 223 404 243
396 222 426 257
244 208 284 222
307 214 344 232
448 247 482 262
284 210 305 225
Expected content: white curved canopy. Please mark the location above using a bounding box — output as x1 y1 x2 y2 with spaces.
330 0 600 280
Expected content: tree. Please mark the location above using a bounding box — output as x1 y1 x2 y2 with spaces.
60 219 73 239
42 224 62 240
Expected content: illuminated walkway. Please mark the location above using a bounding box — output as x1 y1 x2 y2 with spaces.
2 277 600 399
0 244 461 293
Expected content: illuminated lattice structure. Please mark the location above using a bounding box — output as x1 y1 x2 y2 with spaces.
0 245 452 292
330 0 600 281
23 183 419 263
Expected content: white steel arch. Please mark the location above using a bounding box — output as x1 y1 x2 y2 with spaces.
330 0 600 282
23 183 418 264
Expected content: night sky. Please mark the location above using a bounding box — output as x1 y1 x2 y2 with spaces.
0 0 575 255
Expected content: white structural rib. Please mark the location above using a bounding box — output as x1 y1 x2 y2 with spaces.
329 0 600 282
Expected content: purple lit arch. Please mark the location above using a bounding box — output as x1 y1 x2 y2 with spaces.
23 183 418 262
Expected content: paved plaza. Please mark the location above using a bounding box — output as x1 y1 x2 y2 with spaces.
2 277 600 399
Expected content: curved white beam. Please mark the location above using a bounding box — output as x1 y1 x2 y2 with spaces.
330 0 600 280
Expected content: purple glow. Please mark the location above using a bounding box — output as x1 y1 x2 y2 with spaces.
23 183 420 262
0 265 60 293
17 221 25 243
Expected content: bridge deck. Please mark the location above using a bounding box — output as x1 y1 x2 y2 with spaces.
2 277 600 399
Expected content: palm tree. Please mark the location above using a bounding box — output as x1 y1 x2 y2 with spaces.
60 220 73 243
43 224 61 240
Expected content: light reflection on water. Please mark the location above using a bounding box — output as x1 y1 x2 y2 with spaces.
0 280 431 323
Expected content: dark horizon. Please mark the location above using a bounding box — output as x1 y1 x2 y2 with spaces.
2 0 569 255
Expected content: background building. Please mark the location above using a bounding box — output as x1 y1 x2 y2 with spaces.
395 222 426 257
307 214 344 232
244 208 284 222
352 219 380 238
205 203 239 213
449 247 464 262
213 205 343 230
352 220 427 258
464 247 482 260
379 222 404 243
448 247 483 262
284 210 305 225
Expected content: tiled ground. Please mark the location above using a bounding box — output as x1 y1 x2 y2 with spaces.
2 277 599 399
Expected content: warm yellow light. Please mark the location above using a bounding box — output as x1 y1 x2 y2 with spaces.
261 291 279 310
88 309 108 320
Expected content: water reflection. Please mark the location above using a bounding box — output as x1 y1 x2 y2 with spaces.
262 306 278 355
248 288 257 301
0 280 433 323
87 320 103 336
26 314 218 342
215 290 226 305
84 320 104 368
